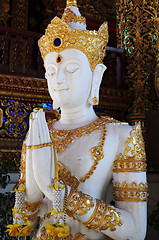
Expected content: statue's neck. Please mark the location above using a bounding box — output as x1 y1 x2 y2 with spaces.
58 104 98 128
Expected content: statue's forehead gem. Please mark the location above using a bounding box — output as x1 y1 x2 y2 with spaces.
56 55 62 64
53 37 62 47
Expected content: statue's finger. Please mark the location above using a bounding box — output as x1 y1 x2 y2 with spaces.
32 112 41 146
36 109 45 144
41 110 51 142
25 114 34 146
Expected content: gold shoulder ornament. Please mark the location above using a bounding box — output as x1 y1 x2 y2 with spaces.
113 122 147 173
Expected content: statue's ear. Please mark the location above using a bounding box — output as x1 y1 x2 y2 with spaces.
88 63 107 105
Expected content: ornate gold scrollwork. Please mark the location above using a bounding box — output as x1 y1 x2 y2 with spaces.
0 100 31 138
117 0 158 113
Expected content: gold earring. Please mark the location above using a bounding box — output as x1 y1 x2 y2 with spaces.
92 97 99 105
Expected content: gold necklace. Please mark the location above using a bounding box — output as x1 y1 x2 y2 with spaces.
48 116 117 154
48 116 119 187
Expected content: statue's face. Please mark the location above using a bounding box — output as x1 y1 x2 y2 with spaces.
45 49 93 109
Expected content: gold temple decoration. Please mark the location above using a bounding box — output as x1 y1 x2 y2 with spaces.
117 0 158 113
0 100 32 138
155 38 159 98
0 0 11 26
38 2 109 71
113 181 148 202
83 199 123 232
113 123 147 173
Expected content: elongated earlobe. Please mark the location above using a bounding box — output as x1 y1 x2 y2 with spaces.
88 64 107 105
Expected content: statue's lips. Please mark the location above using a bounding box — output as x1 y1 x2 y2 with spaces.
54 88 69 91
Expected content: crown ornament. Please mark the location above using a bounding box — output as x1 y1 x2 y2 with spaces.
38 0 109 71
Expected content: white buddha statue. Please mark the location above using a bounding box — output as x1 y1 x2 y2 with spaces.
11 1 148 239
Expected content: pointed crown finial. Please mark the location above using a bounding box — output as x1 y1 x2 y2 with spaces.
66 0 77 7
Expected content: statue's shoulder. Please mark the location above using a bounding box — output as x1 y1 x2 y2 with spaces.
101 115 130 128
101 115 134 140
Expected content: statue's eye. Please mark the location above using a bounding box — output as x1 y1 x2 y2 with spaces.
65 64 79 73
46 66 56 77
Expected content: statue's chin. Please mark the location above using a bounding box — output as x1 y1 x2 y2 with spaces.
51 90 69 109
53 98 69 110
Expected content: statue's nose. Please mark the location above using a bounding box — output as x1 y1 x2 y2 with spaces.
56 69 65 84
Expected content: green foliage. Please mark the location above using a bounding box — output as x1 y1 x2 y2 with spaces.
148 201 159 233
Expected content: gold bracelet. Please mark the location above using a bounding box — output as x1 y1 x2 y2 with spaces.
83 199 123 232
25 197 43 212
12 207 40 223
113 181 148 202
26 142 54 149
23 209 40 222
66 188 94 216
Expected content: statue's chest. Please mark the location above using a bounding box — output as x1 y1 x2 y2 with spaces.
56 126 118 192
57 130 101 178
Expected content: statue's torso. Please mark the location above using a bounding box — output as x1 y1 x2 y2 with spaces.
35 118 131 239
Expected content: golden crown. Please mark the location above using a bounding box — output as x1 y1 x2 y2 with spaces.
38 0 109 71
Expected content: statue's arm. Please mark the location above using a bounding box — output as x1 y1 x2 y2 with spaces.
13 109 54 228
66 123 147 240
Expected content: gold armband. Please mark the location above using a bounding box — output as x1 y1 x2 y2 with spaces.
66 189 122 232
66 188 94 216
83 199 123 232
113 123 147 173
25 197 43 212
113 154 147 173
113 181 148 202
